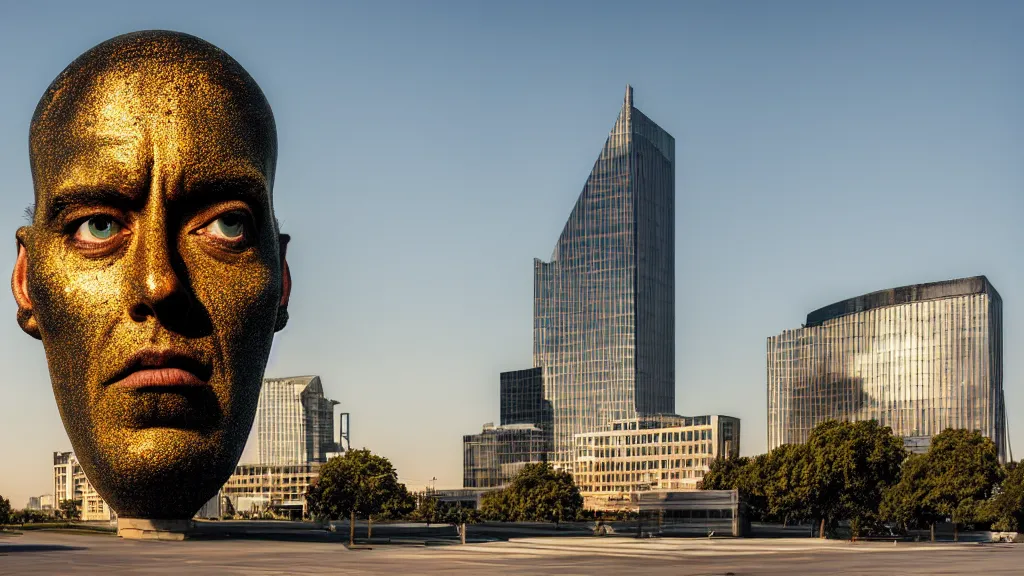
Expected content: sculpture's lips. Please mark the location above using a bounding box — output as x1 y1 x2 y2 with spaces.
112 368 207 390
106 349 211 390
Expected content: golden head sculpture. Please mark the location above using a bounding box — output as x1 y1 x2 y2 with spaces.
12 30 291 537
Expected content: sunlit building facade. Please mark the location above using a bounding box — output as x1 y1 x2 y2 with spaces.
767 276 1008 462
534 85 676 467
222 463 322 519
573 415 740 509
53 451 114 521
255 376 342 465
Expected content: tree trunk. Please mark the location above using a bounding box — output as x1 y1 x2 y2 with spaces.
460 522 466 545
930 522 935 542
349 510 355 547
820 518 826 539
954 523 958 542
368 516 373 540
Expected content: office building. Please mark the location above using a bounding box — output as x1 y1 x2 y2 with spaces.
53 451 114 521
255 375 347 465
500 367 553 432
463 423 550 488
534 85 676 467
463 368 553 489
222 463 322 519
573 415 740 509
767 276 1008 461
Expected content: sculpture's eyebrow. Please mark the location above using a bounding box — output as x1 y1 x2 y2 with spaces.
44 187 140 223
184 174 271 216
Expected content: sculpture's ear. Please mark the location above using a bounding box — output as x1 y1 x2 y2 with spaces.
274 233 291 332
13 228 40 339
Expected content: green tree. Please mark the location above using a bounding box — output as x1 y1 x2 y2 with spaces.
881 453 940 538
0 495 11 526
479 463 582 525
803 420 906 538
480 488 513 522
924 429 1002 541
986 462 1024 531
305 448 410 545
700 456 751 491
414 494 440 525
379 484 416 520
505 463 583 525
438 501 481 544
58 499 81 521
762 443 812 526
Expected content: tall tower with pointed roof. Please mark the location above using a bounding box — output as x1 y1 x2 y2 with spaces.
534 86 676 467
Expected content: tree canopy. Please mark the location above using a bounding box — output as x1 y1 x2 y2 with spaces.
480 462 583 524
803 419 907 535
702 419 906 535
58 499 81 521
0 495 10 526
880 429 1002 539
305 449 412 522
987 462 1024 531
701 420 1016 539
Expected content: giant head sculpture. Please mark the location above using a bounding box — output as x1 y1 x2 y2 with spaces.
12 30 290 535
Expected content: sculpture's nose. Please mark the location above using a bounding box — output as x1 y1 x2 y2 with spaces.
127 197 190 325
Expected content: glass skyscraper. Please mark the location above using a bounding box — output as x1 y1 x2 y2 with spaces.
255 375 341 465
767 276 1008 462
534 86 676 467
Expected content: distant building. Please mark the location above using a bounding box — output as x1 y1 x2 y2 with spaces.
462 86 678 484
222 463 322 520
255 376 347 465
81 479 115 522
463 367 553 489
52 452 221 522
572 415 740 510
767 276 1009 462
53 451 114 521
25 495 52 511
534 85 676 467
53 451 85 505
499 367 552 432
463 423 550 489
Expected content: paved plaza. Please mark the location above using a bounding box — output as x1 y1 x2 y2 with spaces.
2 530 1023 575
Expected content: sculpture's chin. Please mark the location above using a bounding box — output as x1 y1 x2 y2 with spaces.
71 426 243 520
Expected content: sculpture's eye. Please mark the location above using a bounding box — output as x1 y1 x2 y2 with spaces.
76 216 122 243
205 212 248 241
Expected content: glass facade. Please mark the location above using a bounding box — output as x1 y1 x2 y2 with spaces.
462 424 550 489
767 276 1007 462
255 376 341 465
534 85 675 467
499 367 552 430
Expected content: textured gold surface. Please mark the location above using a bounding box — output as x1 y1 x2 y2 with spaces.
13 31 290 520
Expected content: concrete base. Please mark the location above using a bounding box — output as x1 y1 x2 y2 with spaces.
117 518 192 541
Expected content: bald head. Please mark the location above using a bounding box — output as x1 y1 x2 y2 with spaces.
29 30 277 213
14 31 291 523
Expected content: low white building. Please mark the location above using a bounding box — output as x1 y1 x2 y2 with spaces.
572 415 741 510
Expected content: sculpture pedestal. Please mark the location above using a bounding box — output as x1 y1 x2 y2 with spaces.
117 518 191 541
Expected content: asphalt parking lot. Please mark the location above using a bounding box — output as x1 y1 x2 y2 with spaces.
2 530 1022 575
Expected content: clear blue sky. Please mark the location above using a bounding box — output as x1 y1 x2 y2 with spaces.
1 0 1021 507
